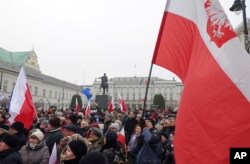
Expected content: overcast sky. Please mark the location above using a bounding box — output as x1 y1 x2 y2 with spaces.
0 0 249 85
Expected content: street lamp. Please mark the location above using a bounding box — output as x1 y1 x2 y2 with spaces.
229 0 249 53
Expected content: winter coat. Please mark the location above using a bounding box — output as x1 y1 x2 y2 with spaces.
124 117 138 144
44 128 64 154
14 132 27 150
88 137 104 153
0 148 23 164
132 127 162 164
19 140 50 164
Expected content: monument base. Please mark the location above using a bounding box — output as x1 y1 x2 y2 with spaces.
95 95 110 109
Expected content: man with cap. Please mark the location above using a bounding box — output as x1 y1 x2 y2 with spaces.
0 132 23 164
8 121 27 150
87 127 104 153
19 129 50 164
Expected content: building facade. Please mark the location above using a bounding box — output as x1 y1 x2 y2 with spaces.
83 77 183 110
0 47 82 110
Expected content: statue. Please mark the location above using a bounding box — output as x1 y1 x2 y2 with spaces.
99 73 109 95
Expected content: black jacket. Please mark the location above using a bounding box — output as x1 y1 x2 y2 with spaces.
0 148 23 164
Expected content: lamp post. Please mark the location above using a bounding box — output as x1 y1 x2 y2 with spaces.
229 0 249 53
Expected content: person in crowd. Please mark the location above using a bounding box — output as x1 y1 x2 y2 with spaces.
0 132 23 164
19 129 49 164
39 119 49 134
62 139 87 164
162 132 175 164
132 118 162 164
101 130 121 164
66 113 78 126
8 121 27 150
109 122 120 133
87 127 104 153
79 119 90 138
127 125 141 164
103 114 112 134
79 152 107 164
124 111 138 144
59 125 90 163
44 117 64 154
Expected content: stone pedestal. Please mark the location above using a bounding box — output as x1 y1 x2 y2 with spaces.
95 95 109 109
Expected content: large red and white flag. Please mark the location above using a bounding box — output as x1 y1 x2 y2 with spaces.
152 0 250 163
84 100 91 117
9 67 36 129
108 97 115 112
118 94 127 113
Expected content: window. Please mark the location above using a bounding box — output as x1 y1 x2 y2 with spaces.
49 90 52 98
43 89 46 98
55 91 57 98
3 80 8 92
35 87 38 96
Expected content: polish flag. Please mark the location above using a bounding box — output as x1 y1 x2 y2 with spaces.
84 100 91 117
117 127 126 146
49 143 57 164
9 67 36 129
75 98 80 113
118 94 127 113
152 0 250 163
108 97 115 112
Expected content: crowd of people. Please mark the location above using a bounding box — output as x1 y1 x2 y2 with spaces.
0 104 176 164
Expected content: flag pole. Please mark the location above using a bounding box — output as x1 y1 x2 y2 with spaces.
143 63 153 118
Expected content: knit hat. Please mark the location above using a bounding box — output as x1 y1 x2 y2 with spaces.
114 120 122 129
63 124 77 133
0 124 9 132
68 140 87 158
79 152 106 164
109 123 119 131
105 130 117 143
49 117 61 128
0 132 19 148
90 127 102 137
30 129 44 142
11 121 24 133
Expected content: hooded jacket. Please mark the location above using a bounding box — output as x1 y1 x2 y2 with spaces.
19 140 50 164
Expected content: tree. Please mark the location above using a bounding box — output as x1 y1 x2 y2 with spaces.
70 93 82 110
153 94 165 109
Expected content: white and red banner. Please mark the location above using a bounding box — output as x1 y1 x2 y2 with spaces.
84 100 91 117
108 97 115 112
152 0 250 163
9 67 36 129
118 94 127 113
